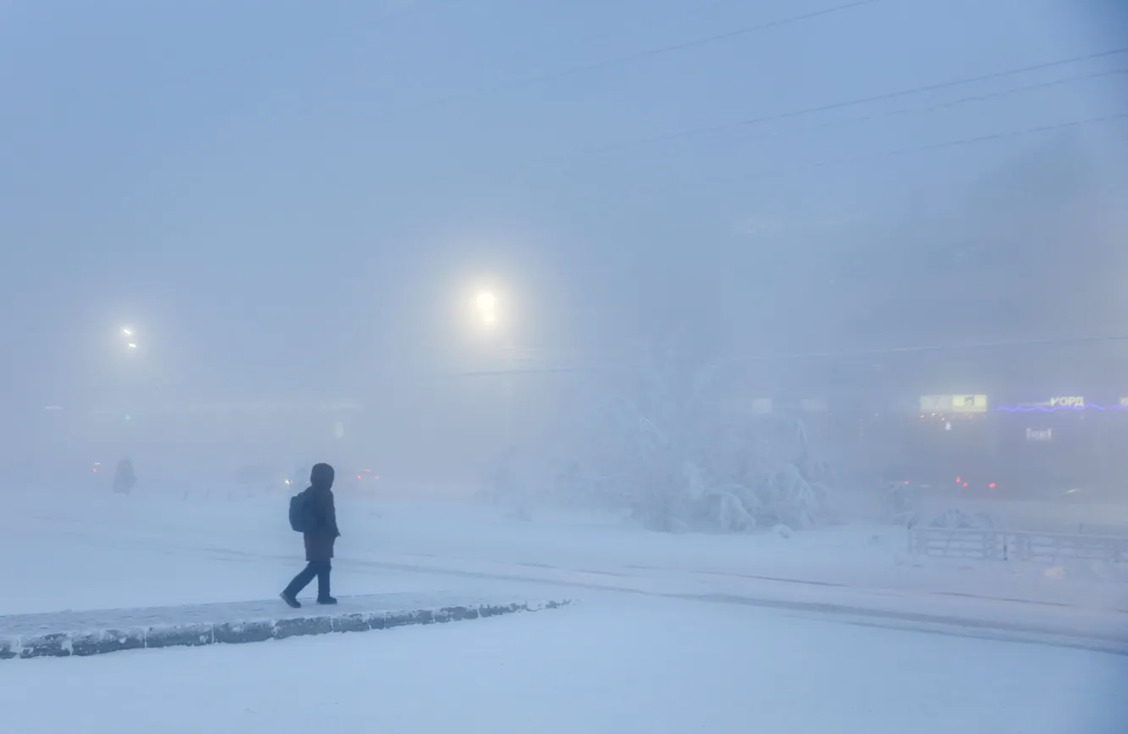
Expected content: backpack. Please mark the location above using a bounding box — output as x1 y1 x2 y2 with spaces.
289 488 316 533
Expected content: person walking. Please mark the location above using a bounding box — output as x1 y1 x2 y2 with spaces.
281 463 340 607
113 458 136 495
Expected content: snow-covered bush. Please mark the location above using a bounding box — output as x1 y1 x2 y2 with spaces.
543 342 837 533
883 482 920 527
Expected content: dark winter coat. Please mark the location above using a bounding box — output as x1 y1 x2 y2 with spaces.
303 485 340 562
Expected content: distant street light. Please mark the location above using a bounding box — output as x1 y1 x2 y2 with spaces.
120 325 140 351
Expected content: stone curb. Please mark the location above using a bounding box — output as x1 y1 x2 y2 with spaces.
0 599 570 661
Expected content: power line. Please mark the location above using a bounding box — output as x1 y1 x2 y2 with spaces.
415 0 883 107
873 67 1128 121
716 112 1128 186
576 46 1128 157
522 112 1128 204
755 67 1128 152
545 67 1128 171
803 112 1127 171
558 0 879 70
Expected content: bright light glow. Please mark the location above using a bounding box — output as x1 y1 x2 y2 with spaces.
474 290 500 327
988 482 997 489
121 327 133 337
127 342 138 349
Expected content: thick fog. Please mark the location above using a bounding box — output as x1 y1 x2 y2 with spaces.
3 0 1126 496
3 2 1128 731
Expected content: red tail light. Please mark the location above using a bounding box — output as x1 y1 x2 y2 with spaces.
988 482 997 489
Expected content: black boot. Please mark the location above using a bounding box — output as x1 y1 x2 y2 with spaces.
283 561 321 607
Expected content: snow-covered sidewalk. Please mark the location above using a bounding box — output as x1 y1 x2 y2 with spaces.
0 593 568 660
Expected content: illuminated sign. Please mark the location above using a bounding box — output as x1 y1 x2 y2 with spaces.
1048 396 1084 408
920 394 988 413
952 394 988 413
1026 428 1053 442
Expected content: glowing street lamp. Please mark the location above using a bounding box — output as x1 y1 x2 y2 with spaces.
474 290 499 328
475 291 497 312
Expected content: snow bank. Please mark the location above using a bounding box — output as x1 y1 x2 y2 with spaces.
0 595 570 660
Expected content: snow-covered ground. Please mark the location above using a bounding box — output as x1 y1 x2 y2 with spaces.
2 595 1125 733
2 483 1127 731
4 484 1126 615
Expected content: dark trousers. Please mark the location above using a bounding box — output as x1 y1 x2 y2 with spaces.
284 561 331 600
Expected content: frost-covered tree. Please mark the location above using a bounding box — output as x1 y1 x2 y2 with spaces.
558 340 837 533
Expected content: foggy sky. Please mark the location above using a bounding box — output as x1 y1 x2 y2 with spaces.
2 0 1126 411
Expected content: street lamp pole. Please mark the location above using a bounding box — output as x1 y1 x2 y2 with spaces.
473 289 514 448
502 341 514 449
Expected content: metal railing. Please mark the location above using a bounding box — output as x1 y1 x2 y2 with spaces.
910 527 1128 563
